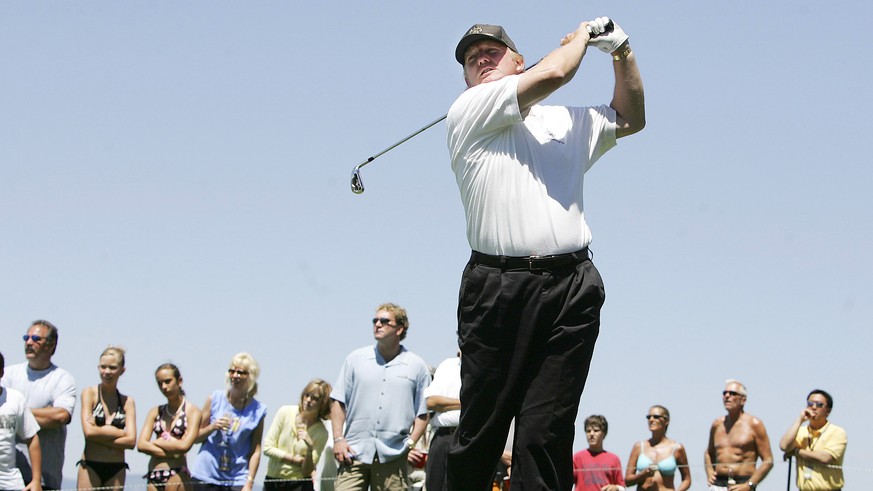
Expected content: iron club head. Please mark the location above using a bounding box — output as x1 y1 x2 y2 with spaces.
348 114 448 195
351 167 365 194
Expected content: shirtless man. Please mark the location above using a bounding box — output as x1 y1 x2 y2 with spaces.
704 380 773 491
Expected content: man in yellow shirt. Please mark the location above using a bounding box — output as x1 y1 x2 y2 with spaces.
779 389 847 491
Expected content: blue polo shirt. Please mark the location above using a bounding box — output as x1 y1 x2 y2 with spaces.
331 344 430 464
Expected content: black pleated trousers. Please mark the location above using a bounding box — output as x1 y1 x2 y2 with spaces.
446 251 605 491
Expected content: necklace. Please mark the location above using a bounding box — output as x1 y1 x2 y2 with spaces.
228 391 248 410
165 397 186 420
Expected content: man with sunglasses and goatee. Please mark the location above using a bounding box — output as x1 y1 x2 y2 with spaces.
1 320 76 491
779 389 846 491
704 379 773 491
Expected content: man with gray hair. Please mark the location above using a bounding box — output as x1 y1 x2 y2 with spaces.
704 379 773 491
1 320 76 491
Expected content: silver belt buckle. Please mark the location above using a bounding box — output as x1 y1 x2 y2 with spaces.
529 255 544 271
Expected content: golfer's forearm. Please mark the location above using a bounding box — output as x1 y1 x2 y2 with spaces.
518 28 589 109
611 47 645 137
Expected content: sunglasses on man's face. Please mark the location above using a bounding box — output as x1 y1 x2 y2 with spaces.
23 334 45 343
807 401 827 409
372 317 396 326
722 390 743 398
645 414 666 421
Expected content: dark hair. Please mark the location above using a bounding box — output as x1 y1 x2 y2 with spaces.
808 389 833 409
584 414 609 435
31 320 59 354
155 363 185 395
0 351 5 370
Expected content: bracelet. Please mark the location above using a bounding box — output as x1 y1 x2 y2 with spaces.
612 44 632 61
334 436 345 442
246 476 255 482
406 439 416 450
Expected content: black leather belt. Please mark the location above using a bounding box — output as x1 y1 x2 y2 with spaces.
471 249 589 271
713 476 750 487
433 426 457 436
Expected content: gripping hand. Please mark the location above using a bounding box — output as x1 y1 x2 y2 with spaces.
587 17 629 53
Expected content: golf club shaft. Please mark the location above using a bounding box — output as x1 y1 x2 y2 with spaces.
353 114 447 173
350 20 613 194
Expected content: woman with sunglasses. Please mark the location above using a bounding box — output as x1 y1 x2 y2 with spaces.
624 406 691 491
77 346 137 491
262 379 333 491
190 353 267 491
137 363 203 491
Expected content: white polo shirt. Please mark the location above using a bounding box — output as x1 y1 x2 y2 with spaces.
447 74 616 256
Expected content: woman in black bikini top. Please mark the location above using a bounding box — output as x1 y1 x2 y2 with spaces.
138 363 203 491
77 346 137 491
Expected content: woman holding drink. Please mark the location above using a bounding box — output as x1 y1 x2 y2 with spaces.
262 379 332 491
191 353 267 491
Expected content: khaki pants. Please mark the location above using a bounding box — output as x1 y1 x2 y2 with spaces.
334 455 409 491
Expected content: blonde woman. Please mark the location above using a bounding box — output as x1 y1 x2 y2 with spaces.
263 379 332 491
77 346 137 491
191 353 267 491
137 363 203 491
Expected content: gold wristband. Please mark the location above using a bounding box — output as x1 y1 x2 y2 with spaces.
612 44 632 61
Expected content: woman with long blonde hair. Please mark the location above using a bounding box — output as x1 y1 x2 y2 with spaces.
190 353 267 491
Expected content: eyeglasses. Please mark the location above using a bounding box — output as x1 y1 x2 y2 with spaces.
372 317 396 326
807 401 827 408
645 414 666 421
723 390 744 398
227 368 249 376
23 334 45 343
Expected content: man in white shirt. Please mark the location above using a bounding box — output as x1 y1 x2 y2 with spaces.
0 351 43 491
423 354 461 491
445 18 645 491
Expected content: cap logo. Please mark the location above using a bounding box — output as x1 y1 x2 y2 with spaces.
468 25 484 35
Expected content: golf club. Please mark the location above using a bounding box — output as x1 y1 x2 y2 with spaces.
350 114 446 194
350 20 614 194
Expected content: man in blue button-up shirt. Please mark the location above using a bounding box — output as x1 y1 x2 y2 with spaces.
330 303 430 491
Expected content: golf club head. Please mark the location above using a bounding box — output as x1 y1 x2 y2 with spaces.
351 168 365 194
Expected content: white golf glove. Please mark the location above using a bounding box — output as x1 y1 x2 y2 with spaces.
587 17 629 54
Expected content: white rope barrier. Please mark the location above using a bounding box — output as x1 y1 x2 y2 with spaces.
53 460 865 491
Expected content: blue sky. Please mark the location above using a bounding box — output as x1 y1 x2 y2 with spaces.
2 2 871 489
